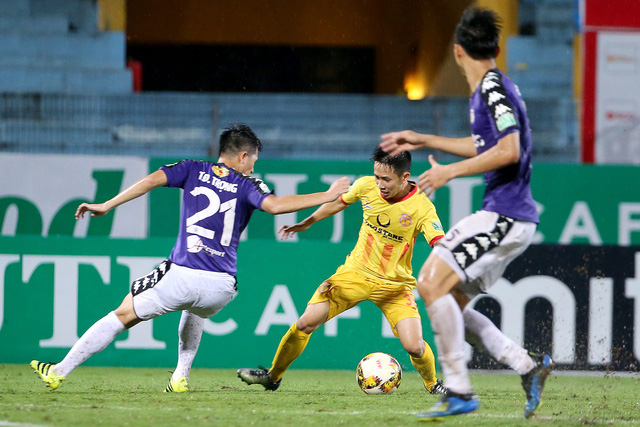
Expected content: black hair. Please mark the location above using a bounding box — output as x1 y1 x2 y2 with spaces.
219 123 263 156
371 146 411 176
454 7 502 60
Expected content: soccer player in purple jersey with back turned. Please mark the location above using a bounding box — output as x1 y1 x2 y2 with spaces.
30 123 350 393
380 7 553 420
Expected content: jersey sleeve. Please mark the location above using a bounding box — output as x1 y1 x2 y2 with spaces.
160 159 195 189
480 71 521 141
245 177 273 210
340 177 366 205
418 203 445 247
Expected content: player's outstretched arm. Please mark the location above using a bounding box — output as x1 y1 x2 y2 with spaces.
75 170 168 219
380 130 476 158
261 176 350 215
418 132 520 196
278 198 348 240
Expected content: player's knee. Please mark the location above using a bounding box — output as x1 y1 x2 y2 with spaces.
404 341 426 358
416 277 438 303
296 317 320 334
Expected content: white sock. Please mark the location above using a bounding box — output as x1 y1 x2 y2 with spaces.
463 307 534 375
427 294 472 394
55 311 125 377
171 311 204 381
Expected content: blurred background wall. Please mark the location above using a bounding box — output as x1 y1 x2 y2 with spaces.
0 0 585 162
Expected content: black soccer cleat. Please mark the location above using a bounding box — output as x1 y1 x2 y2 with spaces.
237 367 281 391
427 379 448 395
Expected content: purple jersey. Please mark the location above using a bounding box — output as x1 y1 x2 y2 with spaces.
160 160 272 275
469 69 539 223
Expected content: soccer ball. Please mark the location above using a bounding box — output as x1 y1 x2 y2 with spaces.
356 352 402 395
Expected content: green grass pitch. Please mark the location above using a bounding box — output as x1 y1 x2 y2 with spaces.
2 364 639 426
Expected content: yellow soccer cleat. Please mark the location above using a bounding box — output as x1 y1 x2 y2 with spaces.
30 360 65 391
164 376 189 393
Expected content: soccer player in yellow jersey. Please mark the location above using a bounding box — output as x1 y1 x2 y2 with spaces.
237 147 447 394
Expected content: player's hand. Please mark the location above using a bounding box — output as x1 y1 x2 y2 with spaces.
278 223 311 240
325 176 350 202
418 155 452 197
379 130 426 156
75 202 110 220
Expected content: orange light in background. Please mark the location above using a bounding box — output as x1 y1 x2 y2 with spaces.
404 71 427 100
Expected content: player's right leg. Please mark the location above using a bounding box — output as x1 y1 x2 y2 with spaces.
463 306 536 374
415 254 478 419
237 300 330 391
154 265 237 393
165 311 205 393
238 266 364 390
384 298 446 394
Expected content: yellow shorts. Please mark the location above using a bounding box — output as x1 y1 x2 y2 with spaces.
307 264 420 337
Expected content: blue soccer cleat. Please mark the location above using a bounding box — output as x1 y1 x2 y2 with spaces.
521 353 554 418
417 390 480 421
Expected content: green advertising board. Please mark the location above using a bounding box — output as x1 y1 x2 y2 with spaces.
0 236 437 371
2 154 640 371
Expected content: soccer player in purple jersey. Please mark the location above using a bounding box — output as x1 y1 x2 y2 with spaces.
380 7 553 420
30 123 350 393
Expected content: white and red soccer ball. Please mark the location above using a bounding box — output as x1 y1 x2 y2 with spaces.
356 352 402 395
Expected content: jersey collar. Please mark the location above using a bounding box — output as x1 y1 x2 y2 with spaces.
381 181 417 203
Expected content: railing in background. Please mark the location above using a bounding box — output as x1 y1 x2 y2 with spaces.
0 92 578 162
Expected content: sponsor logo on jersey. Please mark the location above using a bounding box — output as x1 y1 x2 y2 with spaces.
212 165 230 178
376 213 391 228
364 219 403 242
258 180 270 193
186 234 226 257
432 221 443 231
399 213 412 227
496 113 517 131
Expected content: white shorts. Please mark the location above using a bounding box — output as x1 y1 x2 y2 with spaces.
131 260 238 320
433 210 536 298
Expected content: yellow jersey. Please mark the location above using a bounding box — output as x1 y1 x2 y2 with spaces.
340 176 445 286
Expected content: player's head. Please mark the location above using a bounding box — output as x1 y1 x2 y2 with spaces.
218 123 263 174
371 147 412 199
454 7 501 60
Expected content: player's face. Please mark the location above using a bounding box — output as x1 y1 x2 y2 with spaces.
238 151 259 175
373 163 407 199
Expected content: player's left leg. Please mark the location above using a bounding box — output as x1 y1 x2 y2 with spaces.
165 311 204 393
31 293 135 390
395 317 444 395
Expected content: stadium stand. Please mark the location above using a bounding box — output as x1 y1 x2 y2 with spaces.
0 0 578 162
0 0 131 94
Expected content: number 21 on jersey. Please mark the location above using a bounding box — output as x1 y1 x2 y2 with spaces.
185 186 236 246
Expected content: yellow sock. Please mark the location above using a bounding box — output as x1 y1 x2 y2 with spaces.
269 322 311 382
410 340 438 390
